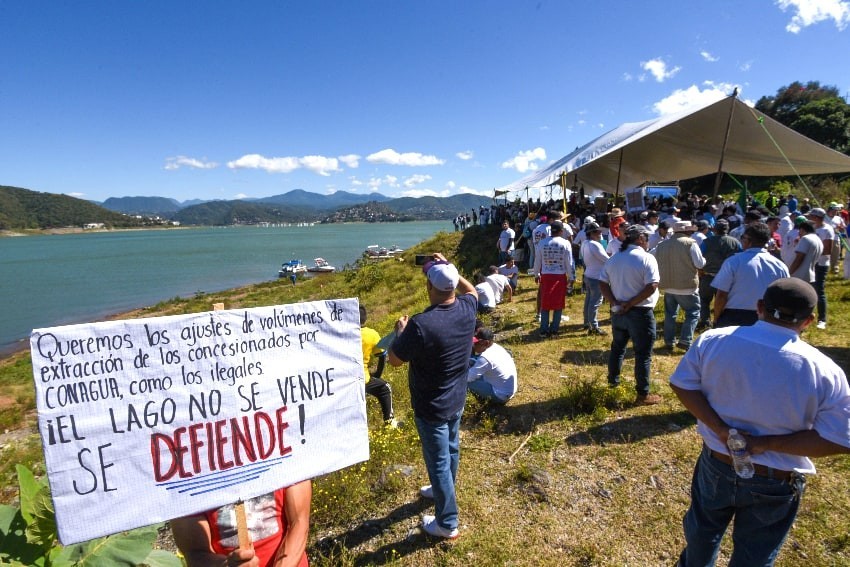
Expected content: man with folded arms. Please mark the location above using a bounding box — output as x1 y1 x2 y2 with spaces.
670 278 850 566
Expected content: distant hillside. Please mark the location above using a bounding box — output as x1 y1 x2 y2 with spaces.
0 185 144 230
385 193 491 218
255 189 391 209
172 200 318 225
101 196 182 217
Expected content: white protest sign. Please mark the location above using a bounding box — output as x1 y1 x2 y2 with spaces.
29 298 369 545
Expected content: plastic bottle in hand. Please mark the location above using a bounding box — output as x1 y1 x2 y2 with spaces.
726 429 755 479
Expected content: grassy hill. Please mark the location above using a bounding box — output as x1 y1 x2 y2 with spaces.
2 226 849 565
0 185 144 230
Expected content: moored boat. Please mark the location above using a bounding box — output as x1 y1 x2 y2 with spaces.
307 258 336 273
278 259 307 277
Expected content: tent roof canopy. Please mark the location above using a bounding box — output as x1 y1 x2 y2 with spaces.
497 94 850 196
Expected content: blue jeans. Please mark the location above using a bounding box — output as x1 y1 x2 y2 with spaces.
607 307 655 394
679 447 804 567
540 310 563 334
663 292 700 348
468 380 508 404
583 277 603 329
814 264 827 323
414 413 462 530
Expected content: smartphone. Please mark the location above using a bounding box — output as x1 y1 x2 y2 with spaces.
414 254 434 265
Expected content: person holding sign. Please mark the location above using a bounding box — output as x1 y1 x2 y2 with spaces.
171 480 311 567
388 253 477 540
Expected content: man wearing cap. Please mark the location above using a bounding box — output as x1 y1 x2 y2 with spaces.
580 222 609 334
788 221 822 286
532 219 574 337
652 221 706 350
711 222 789 328
599 224 662 405
806 207 833 329
467 327 518 404
827 203 846 274
670 278 850 566
697 219 741 331
388 253 477 539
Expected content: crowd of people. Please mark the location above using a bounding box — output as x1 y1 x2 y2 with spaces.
172 190 849 565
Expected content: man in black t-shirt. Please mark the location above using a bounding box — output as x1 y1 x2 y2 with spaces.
389 253 477 540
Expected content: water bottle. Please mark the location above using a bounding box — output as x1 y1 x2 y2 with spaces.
726 429 755 479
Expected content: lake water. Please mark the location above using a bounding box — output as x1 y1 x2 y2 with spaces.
0 221 449 355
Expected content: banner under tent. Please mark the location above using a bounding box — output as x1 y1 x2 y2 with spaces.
496 92 850 203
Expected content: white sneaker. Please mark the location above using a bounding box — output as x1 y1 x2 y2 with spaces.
419 484 434 499
421 514 458 539
817 321 827 330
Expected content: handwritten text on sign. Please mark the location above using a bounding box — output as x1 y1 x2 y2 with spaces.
30 298 369 545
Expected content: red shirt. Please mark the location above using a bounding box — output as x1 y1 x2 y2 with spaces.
205 488 308 567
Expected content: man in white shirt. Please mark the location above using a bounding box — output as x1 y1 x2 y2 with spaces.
497 257 519 291
467 327 517 404
788 221 822 284
806 207 833 329
532 220 573 337
497 221 515 264
599 224 662 405
670 278 850 566
485 265 512 304
474 273 496 314
580 223 610 334
827 203 846 274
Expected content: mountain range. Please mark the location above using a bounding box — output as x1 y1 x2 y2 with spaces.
0 185 492 229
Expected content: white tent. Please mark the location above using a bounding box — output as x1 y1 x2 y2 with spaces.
497 94 850 197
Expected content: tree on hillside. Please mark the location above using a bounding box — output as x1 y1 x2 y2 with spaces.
755 81 850 154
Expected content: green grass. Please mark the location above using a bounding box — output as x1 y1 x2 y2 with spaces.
2 225 850 565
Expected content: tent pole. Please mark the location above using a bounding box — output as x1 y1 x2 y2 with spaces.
614 149 624 204
712 89 739 199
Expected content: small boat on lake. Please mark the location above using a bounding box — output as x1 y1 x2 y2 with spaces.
278 259 307 277
307 258 336 273
364 244 405 260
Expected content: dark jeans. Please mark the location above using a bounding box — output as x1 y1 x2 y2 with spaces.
698 274 715 325
814 264 827 323
607 307 655 395
679 446 804 566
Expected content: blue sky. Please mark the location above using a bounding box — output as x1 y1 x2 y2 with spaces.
2 0 849 203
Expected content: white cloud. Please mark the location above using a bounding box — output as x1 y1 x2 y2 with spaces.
446 180 457 189
226 153 347 175
700 50 719 62
776 0 850 32
300 155 340 176
69 192 85 198
651 82 741 115
403 174 432 188
349 176 363 186
739 60 753 71
623 72 633 82
640 58 682 82
401 188 451 198
456 150 474 160
164 155 218 170
338 154 360 168
367 175 399 190
500 147 547 173
227 154 300 173
233 193 248 199
366 148 445 166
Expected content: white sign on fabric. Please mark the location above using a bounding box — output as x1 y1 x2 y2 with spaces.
29 298 369 545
